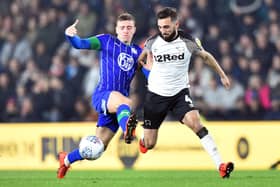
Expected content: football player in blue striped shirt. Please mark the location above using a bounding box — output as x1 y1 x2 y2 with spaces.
57 13 150 178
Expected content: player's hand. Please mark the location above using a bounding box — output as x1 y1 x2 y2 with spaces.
143 51 153 70
221 75 231 90
65 19 79 37
139 51 153 70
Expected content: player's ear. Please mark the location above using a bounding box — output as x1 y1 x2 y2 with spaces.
115 20 119 34
175 20 179 29
115 25 119 35
132 25 136 34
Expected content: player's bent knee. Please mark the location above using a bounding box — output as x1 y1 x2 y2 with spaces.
183 112 201 132
79 136 105 160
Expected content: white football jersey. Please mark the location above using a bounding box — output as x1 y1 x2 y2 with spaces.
145 31 202 96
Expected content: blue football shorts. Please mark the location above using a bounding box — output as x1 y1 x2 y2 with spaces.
92 90 119 133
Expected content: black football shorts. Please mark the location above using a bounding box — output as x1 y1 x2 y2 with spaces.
143 88 196 129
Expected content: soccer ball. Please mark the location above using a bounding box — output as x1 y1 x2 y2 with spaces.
79 135 104 160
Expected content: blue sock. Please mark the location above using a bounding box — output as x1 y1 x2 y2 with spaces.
117 104 131 132
67 148 84 164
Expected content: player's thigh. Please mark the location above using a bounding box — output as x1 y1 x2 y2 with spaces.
92 91 111 115
143 91 169 129
172 88 196 123
107 91 132 113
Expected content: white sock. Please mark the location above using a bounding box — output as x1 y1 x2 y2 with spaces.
64 155 70 167
200 134 222 170
141 134 145 141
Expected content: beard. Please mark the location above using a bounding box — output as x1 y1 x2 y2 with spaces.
161 30 178 42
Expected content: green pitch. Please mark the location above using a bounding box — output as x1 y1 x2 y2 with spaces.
0 170 279 187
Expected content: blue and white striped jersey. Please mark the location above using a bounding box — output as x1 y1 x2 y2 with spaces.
94 34 142 96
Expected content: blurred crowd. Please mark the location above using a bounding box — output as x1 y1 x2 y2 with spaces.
0 0 280 122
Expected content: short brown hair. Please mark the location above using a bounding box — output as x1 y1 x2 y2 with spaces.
157 7 178 22
117 13 135 23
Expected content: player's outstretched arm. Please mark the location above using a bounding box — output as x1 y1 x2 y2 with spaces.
65 19 99 50
197 50 231 89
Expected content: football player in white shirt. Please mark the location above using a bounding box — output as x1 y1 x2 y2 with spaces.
138 7 234 178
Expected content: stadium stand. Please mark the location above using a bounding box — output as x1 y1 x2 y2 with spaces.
0 0 279 122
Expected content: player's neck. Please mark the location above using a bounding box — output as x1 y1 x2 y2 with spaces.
117 37 132 46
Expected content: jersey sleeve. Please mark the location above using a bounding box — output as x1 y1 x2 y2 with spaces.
94 34 111 50
144 36 157 51
87 36 101 50
65 35 91 49
185 38 203 55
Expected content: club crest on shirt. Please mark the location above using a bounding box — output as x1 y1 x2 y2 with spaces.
131 47 138 54
117 52 134 71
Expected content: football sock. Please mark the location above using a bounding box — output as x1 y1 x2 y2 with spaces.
66 148 84 166
140 134 145 147
117 104 131 132
197 127 222 170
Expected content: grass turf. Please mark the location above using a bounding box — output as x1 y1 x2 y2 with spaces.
0 170 279 187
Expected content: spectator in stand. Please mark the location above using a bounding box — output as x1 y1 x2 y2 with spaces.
76 1 97 37
49 76 75 121
217 39 235 60
65 56 86 97
219 76 244 118
202 76 225 119
264 83 280 120
220 55 234 76
0 0 279 121
254 31 276 73
83 57 100 98
234 56 250 87
267 55 280 88
220 76 245 111
203 24 220 58
245 74 271 110
0 72 14 117
33 41 51 71
2 98 18 122
71 97 98 121
31 75 51 121
189 56 213 99
248 58 266 79
6 58 21 89
16 96 39 122
235 33 254 59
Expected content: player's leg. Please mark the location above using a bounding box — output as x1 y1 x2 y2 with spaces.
140 91 168 153
57 126 114 179
57 128 114 179
182 110 234 178
182 110 222 167
107 91 137 143
139 128 158 153
64 126 115 166
57 102 118 179
173 88 234 178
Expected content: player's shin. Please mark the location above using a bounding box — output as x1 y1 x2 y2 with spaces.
117 104 131 132
67 149 84 166
196 127 222 170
